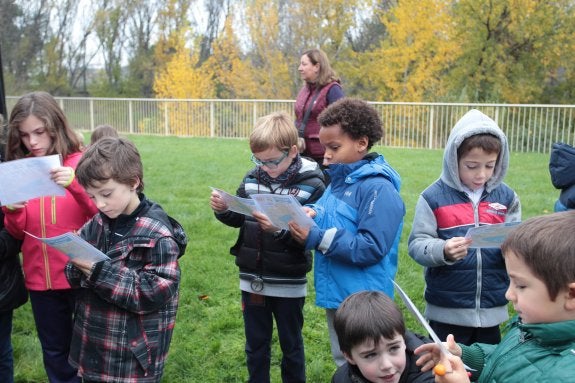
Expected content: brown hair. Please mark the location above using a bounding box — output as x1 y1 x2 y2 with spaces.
302 48 340 87
6 91 81 160
501 211 575 300
334 291 406 355
90 124 119 145
76 137 144 193
457 134 501 160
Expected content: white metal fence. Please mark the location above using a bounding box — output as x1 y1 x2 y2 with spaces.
7 96 575 153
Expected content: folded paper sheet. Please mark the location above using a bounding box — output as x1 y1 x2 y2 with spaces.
0 155 65 206
25 231 109 263
465 222 521 248
211 187 316 230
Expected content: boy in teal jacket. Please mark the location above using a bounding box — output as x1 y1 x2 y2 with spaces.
414 211 575 383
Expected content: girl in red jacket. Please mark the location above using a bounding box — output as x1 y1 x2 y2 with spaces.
3 91 97 383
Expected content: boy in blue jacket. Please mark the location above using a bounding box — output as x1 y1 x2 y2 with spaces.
290 98 405 366
415 211 575 383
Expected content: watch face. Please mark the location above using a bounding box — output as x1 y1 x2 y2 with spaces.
251 277 264 292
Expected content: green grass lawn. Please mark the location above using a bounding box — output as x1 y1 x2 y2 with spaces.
11 135 556 382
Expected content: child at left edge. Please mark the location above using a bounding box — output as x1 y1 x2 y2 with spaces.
64 137 188 382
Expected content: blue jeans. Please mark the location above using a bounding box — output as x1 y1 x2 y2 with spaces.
242 291 306 383
29 290 80 383
0 310 14 383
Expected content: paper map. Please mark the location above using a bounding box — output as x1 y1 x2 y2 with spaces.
24 231 109 263
465 222 521 248
211 187 316 230
0 155 65 206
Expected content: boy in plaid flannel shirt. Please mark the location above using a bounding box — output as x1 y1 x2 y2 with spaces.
65 137 187 382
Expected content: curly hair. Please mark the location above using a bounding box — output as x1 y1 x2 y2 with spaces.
318 98 383 149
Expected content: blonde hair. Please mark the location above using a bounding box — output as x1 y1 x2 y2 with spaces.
249 111 299 153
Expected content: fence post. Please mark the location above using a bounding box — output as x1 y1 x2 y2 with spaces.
210 101 215 137
428 105 434 149
90 99 94 131
253 102 257 132
164 101 169 136
129 100 134 134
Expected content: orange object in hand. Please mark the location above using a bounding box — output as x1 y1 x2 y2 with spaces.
433 363 447 376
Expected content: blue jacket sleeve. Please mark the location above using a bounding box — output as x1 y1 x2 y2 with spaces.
307 179 404 267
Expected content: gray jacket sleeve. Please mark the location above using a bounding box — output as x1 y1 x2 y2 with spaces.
407 195 455 267
505 192 521 223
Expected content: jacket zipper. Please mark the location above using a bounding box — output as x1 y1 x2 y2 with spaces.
482 327 532 381
472 193 485 327
40 197 52 289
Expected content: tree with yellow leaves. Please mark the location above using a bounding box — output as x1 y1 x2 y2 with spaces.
449 0 575 103
153 37 215 135
206 15 259 99
367 0 459 102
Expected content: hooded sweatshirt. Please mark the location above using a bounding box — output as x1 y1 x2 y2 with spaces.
549 141 575 210
408 109 521 328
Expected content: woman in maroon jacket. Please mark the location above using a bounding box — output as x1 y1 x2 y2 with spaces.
294 48 344 167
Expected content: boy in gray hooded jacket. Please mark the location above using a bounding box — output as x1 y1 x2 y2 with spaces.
408 109 521 346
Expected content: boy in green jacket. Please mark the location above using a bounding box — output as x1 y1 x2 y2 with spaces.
414 211 575 382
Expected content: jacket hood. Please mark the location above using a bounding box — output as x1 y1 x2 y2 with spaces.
328 153 401 192
440 109 509 192
549 142 575 189
166 215 188 258
143 199 188 258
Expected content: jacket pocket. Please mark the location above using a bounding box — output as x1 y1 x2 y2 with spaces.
127 316 152 373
